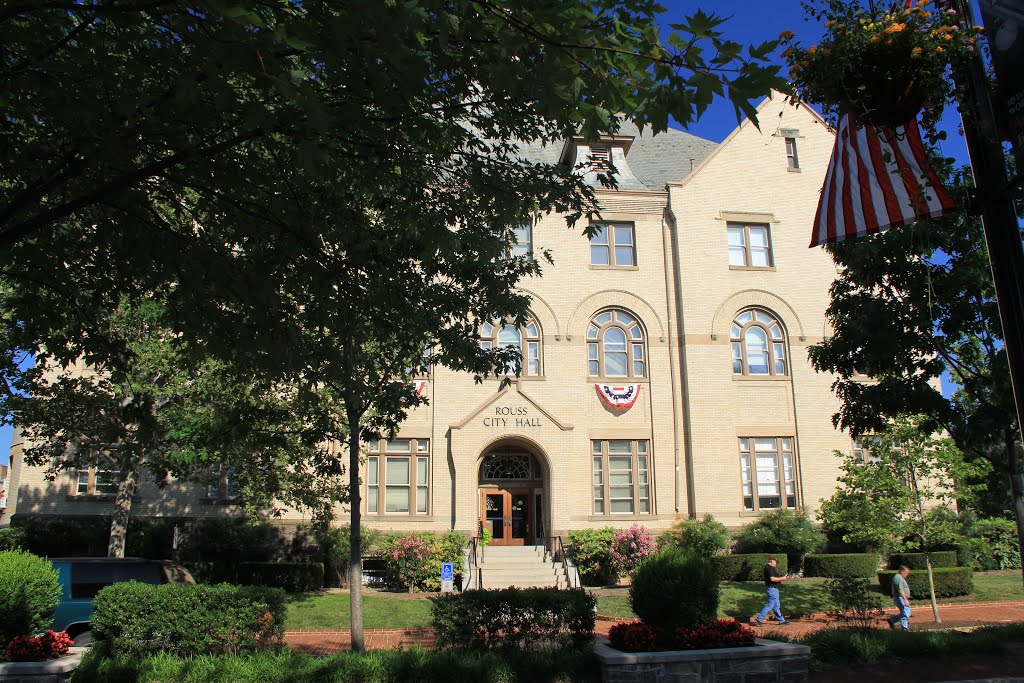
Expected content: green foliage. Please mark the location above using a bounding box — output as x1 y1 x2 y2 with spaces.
878 567 973 599
72 643 601 683
0 550 62 649
659 514 730 558
953 516 1022 570
237 563 323 593
91 582 286 657
565 527 615 586
824 576 884 627
11 515 112 557
379 532 466 592
179 519 285 563
732 509 825 570
309 523 351 587
431 588 595 651
712 553 789 582
803 554 880 578
629 548 718 631
0 527 26 551
886 552 958 570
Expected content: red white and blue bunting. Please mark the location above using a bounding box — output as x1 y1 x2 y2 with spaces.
412 380 429 397
595 383 641 409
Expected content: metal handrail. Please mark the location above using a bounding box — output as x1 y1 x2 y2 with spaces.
546 535 577 589
467 535 483 590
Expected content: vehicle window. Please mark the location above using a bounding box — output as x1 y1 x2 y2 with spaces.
70 562 164 599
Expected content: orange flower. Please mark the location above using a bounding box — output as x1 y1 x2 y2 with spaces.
781 46 795 58
884 23 906 34
911 46 923 58
808 45 818 55
936 45 944 53
944 34 953 40
778 29 795 40
870 34 881 43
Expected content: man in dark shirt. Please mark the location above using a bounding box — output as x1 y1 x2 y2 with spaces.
754 555 789 626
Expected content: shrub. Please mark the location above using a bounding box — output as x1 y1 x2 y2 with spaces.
0 550 62 649
608 525 657 578
431 587 595 651
878 567 973 599
608 619 756 652
957 517 1021 571
0 527 26 551
887 551 958 570
5 630 72 662
630 548 718 631
803 553 880 578
379 532 466 592
309 522 351 587
712 553 788 582
824 576 884 627
658 514 729 558
236 562 323 593
91 582 286 656
11 515 111 557
733 509 825 571
565 527 615 586
179 518 284 563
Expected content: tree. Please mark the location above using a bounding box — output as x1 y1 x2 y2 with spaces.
818 417 989 623
808 165 1024 580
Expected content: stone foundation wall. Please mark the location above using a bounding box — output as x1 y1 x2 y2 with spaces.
594 638 811 683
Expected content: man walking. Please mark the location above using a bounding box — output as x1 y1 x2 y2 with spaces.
888 565 912 631
754 555 788 626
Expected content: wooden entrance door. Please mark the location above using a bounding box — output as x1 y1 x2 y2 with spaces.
480 488 532 546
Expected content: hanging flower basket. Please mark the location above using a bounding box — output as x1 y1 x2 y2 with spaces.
781 0 983 131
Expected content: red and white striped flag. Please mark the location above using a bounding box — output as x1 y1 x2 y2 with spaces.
809 113 956 247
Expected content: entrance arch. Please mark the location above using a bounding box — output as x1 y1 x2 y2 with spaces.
477 440 548 547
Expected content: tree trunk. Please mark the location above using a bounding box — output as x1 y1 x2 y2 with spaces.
346 411 365 652
925 552 941 624
1003 431 1024 591
107 452 141 558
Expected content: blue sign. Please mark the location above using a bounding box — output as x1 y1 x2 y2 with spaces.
441 562 454 581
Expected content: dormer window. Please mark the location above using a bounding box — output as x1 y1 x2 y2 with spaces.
590 146 611 170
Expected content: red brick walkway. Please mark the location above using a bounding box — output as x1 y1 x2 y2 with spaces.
284 600 1024 655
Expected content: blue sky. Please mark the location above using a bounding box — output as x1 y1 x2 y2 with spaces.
0 2 976 468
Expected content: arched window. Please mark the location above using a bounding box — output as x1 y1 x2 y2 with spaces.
587 309 646 378
480 316 542 376
731 309 787 376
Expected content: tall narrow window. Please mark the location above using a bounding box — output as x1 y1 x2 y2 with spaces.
726 223 773 268
740 437 797 511
479 315 543 377
510 223 532 259
785 137 800 170
592 439 651 514
364 439 430 516
590 146 611 171
587 309 646 378
731 309 788 376
206 462 237 500
590 223 636 267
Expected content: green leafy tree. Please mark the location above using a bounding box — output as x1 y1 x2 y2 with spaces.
818 417 990 622
808 165 1024 580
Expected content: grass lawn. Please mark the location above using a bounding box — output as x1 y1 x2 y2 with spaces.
284 592 434 631
282 573 1024 630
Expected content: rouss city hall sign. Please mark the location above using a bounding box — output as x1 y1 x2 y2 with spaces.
482 406 543 429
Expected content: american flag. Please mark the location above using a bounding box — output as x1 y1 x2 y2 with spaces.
809 113 956 248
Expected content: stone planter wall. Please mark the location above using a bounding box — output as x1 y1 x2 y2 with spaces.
0 648 86 683
594 638 810 683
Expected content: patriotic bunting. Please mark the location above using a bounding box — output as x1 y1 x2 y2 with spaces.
596 383 641 409
412 380 428 397
809 113 956 248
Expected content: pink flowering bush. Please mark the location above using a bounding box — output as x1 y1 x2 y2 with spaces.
608 524 658 579
379 531 466 591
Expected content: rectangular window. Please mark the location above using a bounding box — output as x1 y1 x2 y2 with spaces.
727 223 773 268
590 222 636 267
74 466 118 497
511 223 532 259
785 137 800 170
853 437 881 464
591 440 651 515
206 462 237 500
740 437 797 511
365 439 429 516
590 146 611 170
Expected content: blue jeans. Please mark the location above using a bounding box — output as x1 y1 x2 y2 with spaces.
888 597 911 630
757 586 785 623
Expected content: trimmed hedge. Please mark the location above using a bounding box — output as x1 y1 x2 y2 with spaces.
887 551 958 570
92 582 286 656
183 561 323 592
630 548 718 631
803 553 880 579
877 567 973 598
712 553 788 582
431 587 595 651
0 550 61 649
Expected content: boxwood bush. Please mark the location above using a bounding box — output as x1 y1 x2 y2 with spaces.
877 567 973 598
712 553 788 581
630 548 718 631
432 587 595 651
803 553 879 578
887 551 958 570
564 527 615 586
92 582 286 656
0 550 61 649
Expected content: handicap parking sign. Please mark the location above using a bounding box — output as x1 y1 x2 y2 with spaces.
441 562 454 581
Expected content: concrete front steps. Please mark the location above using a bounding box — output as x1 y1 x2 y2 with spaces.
470 544 576 590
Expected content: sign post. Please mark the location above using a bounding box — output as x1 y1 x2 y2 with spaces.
441 562 454 593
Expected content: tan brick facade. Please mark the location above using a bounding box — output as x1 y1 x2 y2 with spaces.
8 95 856 538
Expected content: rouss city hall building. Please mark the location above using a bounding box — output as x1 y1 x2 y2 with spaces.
7 95 855 543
